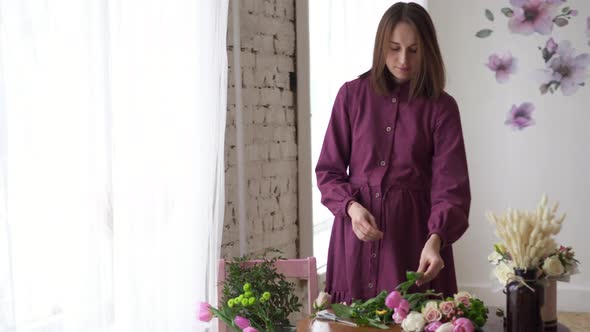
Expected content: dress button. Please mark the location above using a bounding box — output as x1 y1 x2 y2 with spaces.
386 126 392 132
368 282 374 288
379 161 386 166
371 253 377 258
391 97 397 103
375 192 380 198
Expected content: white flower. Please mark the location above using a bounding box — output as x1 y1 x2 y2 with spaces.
494 262 514 285
488 251 503 265
401 311 426 332
543 255 565 277
453 291 472 307
435 322 454 332
313 291 331 310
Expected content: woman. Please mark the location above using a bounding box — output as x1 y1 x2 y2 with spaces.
315 2 470 304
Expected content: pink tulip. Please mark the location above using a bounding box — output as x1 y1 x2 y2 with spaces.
425 321 443 332
398 299 410 313
198 302 213 322
385 291 402 309
243 328 259 332
453 318 475 332
234 316 251 329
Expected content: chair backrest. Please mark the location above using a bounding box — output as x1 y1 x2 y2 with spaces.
217 257 318 332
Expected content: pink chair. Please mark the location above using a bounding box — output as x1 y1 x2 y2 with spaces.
217 257 318 332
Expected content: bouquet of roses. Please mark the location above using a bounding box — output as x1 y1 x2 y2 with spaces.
488 242 580 286
318 272 488 332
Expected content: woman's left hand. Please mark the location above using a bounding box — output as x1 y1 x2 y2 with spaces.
416 234 444 287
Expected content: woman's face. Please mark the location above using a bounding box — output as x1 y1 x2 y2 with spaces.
385 22 421 83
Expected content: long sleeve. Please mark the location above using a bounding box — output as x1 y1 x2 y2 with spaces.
427 96 471 247
315 83 359 217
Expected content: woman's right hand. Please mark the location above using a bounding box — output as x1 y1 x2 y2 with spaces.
347 201 383 241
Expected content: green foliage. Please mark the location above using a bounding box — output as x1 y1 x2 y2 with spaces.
220 249 302 331
457 298 489 329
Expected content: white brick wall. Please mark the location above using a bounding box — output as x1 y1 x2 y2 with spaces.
222 0 298 260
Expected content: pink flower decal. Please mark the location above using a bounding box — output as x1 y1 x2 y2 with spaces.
486 53 517 83
453 317 475 332
243 328 259 332
234 316 251 329
508 0 560 35
385 291 402 309
536 40 590 96
198 302 213 322
505 103 535 130
425 321 443 332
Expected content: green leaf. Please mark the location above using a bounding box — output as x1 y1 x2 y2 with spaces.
476 29 493 38
331 303 353 319
501 7 514 17
367 318 390 329
562 6 570 13
554 17 568 27
485 9 494 21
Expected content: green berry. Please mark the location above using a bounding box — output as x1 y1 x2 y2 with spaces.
243 283 251 292
241 298 249 306
248 297 256 305
228 299 234 308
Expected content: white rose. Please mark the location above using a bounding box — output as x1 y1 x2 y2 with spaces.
488 251 503 265
435 322 454 332
494 262 513 286
401 311 426 332
543 255 565 277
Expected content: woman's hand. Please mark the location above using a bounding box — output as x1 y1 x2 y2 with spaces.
416 234 444 287
347 201 383 241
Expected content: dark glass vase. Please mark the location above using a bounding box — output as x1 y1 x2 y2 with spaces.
505 269 544 332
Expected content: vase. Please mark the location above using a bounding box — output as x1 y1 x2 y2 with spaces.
541 278 558 332
505 269 544 332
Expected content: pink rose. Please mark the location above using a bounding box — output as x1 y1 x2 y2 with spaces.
439 301 455 316
424 307 442 323
425 321 443 332
453 318 475 332
453 292 472 308
243 328 259 332
385 291 402 309
234 316 251 329
198 302 213 322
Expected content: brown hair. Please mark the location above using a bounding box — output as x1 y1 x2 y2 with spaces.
361 2 445 99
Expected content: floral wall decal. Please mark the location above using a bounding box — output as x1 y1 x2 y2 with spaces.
535 40 590 95
486 53 518 83
505 102 536 130
474 0 588 130
477 1 576 38
507 0 562 35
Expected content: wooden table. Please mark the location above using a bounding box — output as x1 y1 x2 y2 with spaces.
296 311 571 332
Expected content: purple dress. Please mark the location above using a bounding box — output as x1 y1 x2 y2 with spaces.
315 76 470 304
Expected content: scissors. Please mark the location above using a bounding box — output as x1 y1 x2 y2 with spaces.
315 310 358 327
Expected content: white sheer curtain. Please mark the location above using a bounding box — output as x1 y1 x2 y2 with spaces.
309 0 425 273
0 0 228 331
